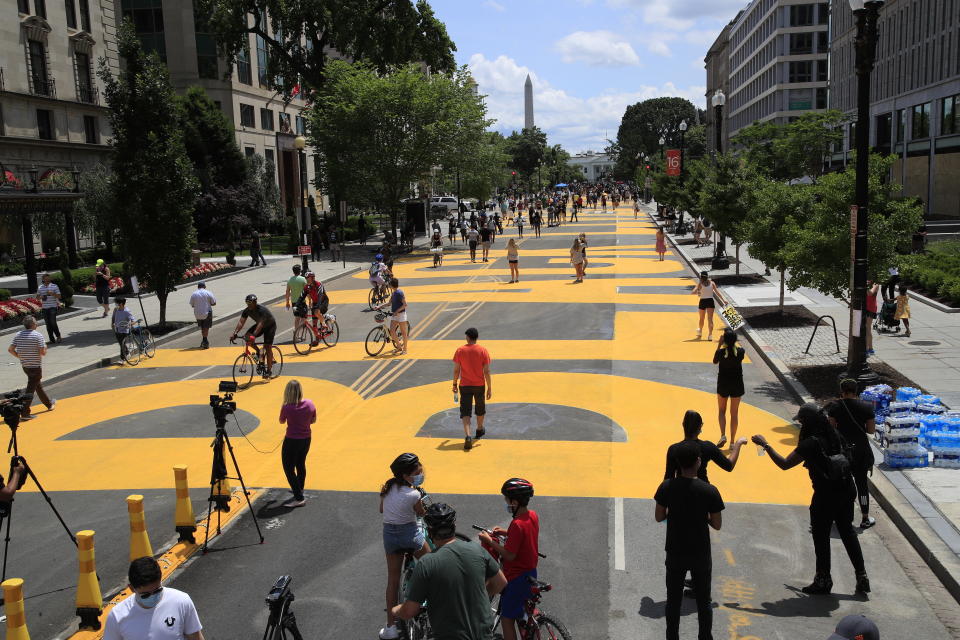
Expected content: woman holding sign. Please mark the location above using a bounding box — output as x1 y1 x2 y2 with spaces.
691 271 726 339
713 328 745 448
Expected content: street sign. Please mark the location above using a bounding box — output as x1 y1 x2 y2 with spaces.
665 150 681 176
339 200 347 224
849 205 860 338
644 176 652 188
297 245 311 256
130 275 140 294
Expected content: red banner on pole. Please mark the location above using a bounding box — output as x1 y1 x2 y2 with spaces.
665 149 681 176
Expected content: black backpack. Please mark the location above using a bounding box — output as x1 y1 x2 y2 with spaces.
815 434 854 486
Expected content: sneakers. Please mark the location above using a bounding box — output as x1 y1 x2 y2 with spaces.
866 349 875 356
201 339 209 349
860 515 876 529
855 572 871 594
801 573 833 595
475 428 486 440
48 399 56 412
464 436 473 451
696 328 702 338
262 370 272 380
379 625 400 640
282 499 306 508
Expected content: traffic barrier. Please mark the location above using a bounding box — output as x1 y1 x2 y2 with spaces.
75 530 103 630
2 578 30 640
173 465 197 543
126 495 153 561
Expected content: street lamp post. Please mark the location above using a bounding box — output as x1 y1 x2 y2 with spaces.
677 120 688 232
846 0 885 386
711 89 729 270
293 135 310 272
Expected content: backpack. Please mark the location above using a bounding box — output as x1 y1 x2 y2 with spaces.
814 434 854 486
369 263 380 277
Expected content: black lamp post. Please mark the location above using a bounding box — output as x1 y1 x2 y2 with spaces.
294 135 310 272
711 89 730 270
846 0 885 386
678 120 688 231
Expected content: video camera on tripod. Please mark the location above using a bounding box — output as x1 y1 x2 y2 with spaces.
0 390 30 428
209 380 238 415
263 575 303 640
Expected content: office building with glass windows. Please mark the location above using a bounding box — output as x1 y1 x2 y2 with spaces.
830 0 960 223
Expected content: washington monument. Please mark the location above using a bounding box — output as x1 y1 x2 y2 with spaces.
524 74 534 129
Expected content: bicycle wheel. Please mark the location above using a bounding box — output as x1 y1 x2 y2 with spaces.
365 326 388 356
322 320 339 347
269 345 284 378
232 353 255 389
368 287 378 310
142 328 156 358
293 324 313 355
122 333 141 366
534 613 573 640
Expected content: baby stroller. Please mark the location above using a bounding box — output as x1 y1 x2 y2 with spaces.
874 300 900 333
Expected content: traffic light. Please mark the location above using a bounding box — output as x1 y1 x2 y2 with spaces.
645 165 651 170
511 171 516 176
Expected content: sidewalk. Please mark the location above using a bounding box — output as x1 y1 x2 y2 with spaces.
651 202 960 602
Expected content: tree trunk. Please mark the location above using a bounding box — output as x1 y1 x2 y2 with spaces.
157 289 167 329
779 266 786 315
64 212 80 268
735 244 741 275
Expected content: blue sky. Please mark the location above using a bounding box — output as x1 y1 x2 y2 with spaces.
429 0 747 154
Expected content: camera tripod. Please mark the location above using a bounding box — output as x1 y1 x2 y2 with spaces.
202 401 263 552
0 409 77 604
263 576 304 640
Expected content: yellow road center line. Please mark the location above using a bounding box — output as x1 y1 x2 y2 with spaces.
724 549 736 566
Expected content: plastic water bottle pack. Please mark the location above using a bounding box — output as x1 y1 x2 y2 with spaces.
896 387 922 403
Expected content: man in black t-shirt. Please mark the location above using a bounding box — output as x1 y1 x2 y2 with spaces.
826 379 877 529
664 410 748 483
654 441 724 640
479 226 492 262
231 294 278 378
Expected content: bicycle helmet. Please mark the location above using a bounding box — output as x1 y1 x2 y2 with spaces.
423 502 457 532
245 294 258 303
389 453 420 478
501 478 534 501
304 271 315 279
375 253 384 261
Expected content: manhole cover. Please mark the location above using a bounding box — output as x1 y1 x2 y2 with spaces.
908 340 941 346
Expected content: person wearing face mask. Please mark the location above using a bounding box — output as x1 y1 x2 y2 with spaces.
102 556 204 640
379 453 428 640
477 478 539 640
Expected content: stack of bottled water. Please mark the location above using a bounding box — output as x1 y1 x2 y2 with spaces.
861 384 893 442
929 413 960 468
859 385 957 468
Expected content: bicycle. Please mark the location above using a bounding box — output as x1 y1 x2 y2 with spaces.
368 281 394 310
432 245 443 267
121 320 156 366
472 525 570 640
292 307 339 355
230 334 284 389
365 310 402 356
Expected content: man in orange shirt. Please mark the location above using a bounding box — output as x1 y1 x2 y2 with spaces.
452 327 492 451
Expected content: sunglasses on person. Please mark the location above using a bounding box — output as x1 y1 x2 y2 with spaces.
137 586 163 600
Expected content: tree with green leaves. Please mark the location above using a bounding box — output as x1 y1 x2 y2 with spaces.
307 61 488 230
196 0 456 98
698 153 748 272
459 132 511 203
613 97 698 178
73 163 118 259
733 111 847 182
177 87 248 194
98 24 199 328
506 127 547 190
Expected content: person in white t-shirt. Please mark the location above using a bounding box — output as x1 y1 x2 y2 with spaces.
103 556 204 640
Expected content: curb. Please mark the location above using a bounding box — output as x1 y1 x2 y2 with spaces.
908 288 960 314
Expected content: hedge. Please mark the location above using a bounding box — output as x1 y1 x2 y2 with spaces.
899 240 960 306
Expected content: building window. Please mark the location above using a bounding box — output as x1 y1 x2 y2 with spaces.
817 31 828 53
260 108 274 131
790 4 814 26
943 95 958 135
34 0 46 19
214 100 221 110
816 60 828 82
239 103 255 127
65 0 77 28
83 115 99 144
237 45 252 85
196 33 218 78
788 61 812 83
75 52 95 103
816 87 828 109
28 40 52 97
256 30 270 88
817 3 829 24
279 112 291 133
875 113 892 150
245 146 256 158
295 115 306 135
848 123 856 150
36 109 54 140
896 109 905 143
17 0 29 14
121 0 166 62
912 102 931 138
78 0 90 31
789 33 813 54
265 148 276 182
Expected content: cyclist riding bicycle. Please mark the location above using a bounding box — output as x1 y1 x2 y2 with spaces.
298 272 331 345
231 294 277 378
369 254 390 289
477 478 540 640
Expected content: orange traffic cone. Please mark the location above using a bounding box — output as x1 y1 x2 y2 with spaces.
75 530 103 630
2 578 31 640
173 465 197 543
126 495 153 562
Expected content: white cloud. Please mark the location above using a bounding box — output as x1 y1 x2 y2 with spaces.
554 31 641 67
467 53 705 154
644 32 677 57
482 0 505 11
607 0 746 23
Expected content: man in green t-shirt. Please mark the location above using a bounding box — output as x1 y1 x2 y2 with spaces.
392 503 506 640
284 265 307 330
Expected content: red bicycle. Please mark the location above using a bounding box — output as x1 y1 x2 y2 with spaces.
292 309 339 355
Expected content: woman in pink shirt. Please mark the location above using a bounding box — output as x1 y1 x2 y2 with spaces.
279 380 316 508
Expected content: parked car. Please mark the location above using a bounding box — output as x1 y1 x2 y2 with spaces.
429 196 459 215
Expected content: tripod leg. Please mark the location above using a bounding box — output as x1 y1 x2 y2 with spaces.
202 440 220 553
20 459 77 546
284 612 305 640
1 509 11 586
222 432 264 543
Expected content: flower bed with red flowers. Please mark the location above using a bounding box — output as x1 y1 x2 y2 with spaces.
0 297 43 330
78 263 234 294
82 277 125 294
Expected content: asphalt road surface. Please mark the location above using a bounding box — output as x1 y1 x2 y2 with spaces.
5 203 959 639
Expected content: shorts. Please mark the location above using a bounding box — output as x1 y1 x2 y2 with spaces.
469 241 478 250
312 302 329 316
95 287 111 304
509 260 518 264
369 277 385 287
501 570 537 619
392 311 408 324
459 385 486 418
196 312 212 329
865 310 877 319
383 522 425 555
482 241 491 249
246 322 277 346
698 298 716 310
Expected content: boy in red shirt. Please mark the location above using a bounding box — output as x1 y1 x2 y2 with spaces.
478 478 539 640
452 327 492 451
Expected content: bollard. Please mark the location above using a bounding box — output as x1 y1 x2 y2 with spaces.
2 578 31 640
173 465 197 544
126 495 153 562
75 530 103 630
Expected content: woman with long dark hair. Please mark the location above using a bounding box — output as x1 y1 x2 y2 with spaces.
692 271 726 339
713 329 745 448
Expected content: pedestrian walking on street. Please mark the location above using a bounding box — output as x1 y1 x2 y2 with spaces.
8 316 54 419
189 281 216 349
531 209 542 238
95 258 111 317
570 238 584 283
359 214 368 246
38 272 62 343
448 217 457 245
634 199 640 219
827 379 877 529
865 279 880 355
654 440 724 640
279 379 314 508
713 329 745 449
480 224 492 262
692 271 725 339
112 296 136 360
507 239 520 283
249 231 266 267
453 327 492 451
655 226 667 261
894 284 911 337
664 410 747 483
385 278 409 355
579 233 588 273
329 228 342 262
753 403 870 595
285 264 307 331
883 265 900 301
515 213 525 238
311 225 323 261
467 225 480 262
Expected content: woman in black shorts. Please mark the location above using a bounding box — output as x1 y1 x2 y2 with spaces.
713 328 745 448
692 271 725 339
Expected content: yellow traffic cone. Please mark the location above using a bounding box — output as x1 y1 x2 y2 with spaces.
126 495 153 562
2 578 31 640
173 465 197 544
75 530 103 630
